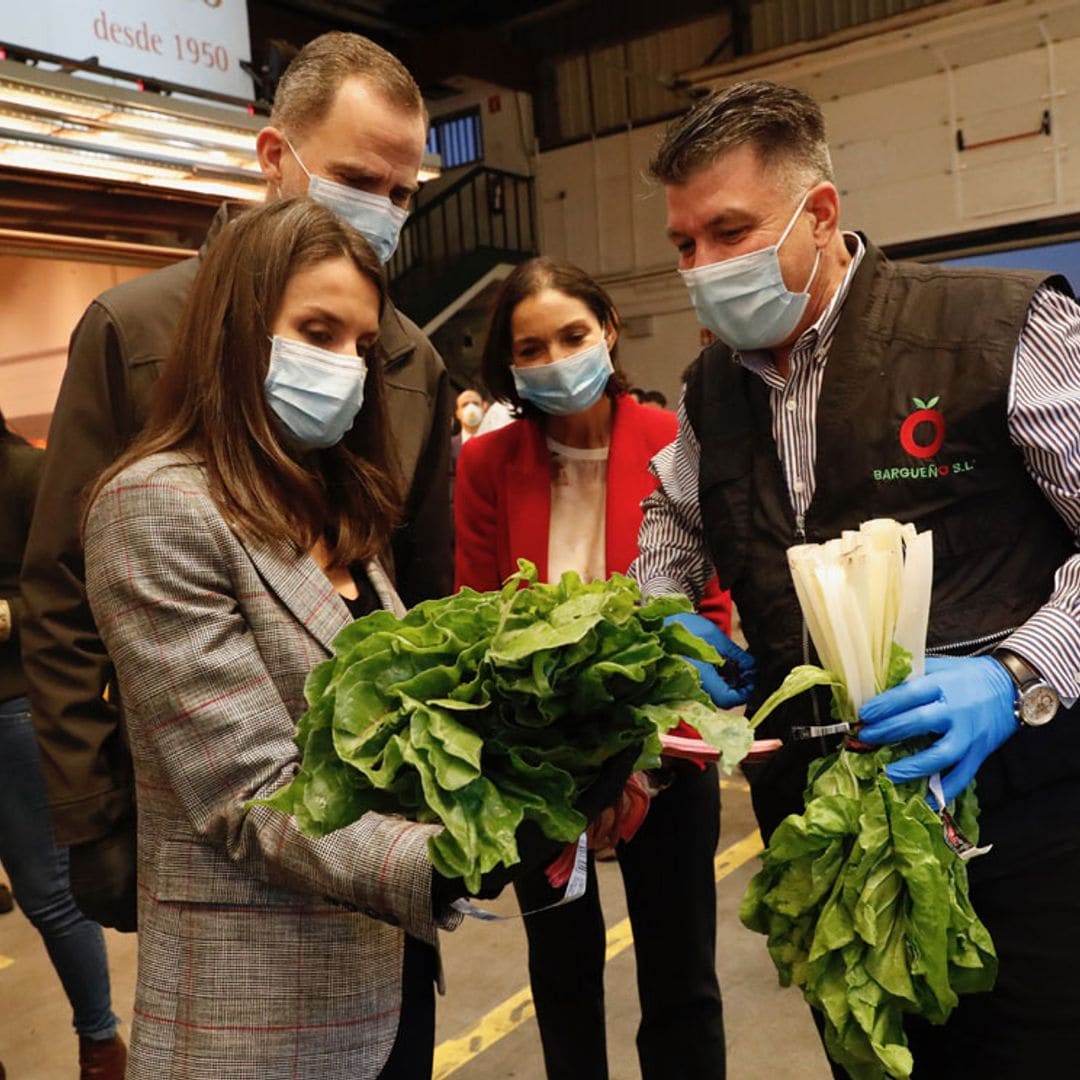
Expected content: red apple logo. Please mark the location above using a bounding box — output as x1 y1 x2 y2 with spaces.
899 396 945 459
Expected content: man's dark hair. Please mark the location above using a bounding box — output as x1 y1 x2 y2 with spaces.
650 80 833 192
640 389 668 408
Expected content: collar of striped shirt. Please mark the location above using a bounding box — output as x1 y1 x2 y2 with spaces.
737 232 866 387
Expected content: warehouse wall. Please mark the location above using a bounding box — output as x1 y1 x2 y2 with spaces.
0 255 154 441
535 0 1080 404
539 12 733 148
420 76 536 206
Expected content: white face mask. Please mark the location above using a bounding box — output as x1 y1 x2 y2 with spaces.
285 137 409 263
678 191 820 351
459 402 484 429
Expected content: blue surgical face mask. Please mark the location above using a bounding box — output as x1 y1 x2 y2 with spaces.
512 339 614 417
679 191 820 351
285 137 409 263
265 335 366 450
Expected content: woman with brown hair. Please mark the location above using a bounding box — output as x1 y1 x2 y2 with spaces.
81 198 451 1080
454 256 752 1080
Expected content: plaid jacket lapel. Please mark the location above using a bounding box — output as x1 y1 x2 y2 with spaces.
237 534 351 652
364 558 407 617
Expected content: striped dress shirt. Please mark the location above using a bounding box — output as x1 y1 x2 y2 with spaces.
632 241 1080 705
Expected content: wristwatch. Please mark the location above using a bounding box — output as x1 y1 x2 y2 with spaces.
992 648 1059 727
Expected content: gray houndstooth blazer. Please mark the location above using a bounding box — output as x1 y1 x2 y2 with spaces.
85 451 459 1080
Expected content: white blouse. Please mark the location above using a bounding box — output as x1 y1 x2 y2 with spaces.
545 435 609 585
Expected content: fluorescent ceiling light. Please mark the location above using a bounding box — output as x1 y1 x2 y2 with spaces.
0 61 263 201
0 61 443 206
0 134 263 201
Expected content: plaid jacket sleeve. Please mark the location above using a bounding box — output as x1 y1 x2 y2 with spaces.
85 465 451 944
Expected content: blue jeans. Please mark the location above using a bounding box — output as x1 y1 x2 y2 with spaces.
0 696 119 1039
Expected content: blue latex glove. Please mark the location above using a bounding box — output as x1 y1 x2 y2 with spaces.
857 655 1019 802
664 611 756 709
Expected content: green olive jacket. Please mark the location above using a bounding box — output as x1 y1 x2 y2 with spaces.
0 436 43 703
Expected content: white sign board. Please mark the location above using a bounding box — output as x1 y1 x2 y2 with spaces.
3 1 253 101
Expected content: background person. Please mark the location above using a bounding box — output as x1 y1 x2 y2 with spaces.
0 407 125 1079
453 387 487 444
454 256 740 1080
19 31 453 932
632 79 1080 1075
449 387 487 547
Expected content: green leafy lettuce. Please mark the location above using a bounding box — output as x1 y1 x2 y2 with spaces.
262 560 752 891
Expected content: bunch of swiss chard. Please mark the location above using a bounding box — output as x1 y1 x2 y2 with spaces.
740 521 997 1079
264 559 751 892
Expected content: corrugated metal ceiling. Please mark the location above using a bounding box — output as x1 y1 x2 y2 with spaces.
750 0 949 53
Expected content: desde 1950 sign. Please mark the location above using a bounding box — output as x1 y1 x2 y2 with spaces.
4 0 253 102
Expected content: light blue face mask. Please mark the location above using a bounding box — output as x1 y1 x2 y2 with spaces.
264 335 367 450
285 138 409 263
512 339 614 417
679 191 820 352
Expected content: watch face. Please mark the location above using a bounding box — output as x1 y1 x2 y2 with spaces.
1021 683 1059 727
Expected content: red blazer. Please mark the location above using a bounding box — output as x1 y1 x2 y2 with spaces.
454 394 731 631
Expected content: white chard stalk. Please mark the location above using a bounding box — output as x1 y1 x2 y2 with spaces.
786 520 933 722
894 528 934 680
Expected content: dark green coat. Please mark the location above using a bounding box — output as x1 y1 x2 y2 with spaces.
0 436 43 703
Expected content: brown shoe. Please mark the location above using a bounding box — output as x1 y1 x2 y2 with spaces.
79 1033 127 1079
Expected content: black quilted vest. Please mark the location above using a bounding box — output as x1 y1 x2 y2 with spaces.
684 238 1078 818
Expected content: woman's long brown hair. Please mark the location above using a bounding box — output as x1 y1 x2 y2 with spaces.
88 198 400 569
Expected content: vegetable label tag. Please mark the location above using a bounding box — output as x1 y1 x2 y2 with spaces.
929 773 993 861
451 834 589 921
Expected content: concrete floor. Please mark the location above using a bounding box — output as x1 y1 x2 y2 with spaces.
1 777 833 1079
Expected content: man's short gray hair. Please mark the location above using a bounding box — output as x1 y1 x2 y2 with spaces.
270 31 425 139
650 81 834 193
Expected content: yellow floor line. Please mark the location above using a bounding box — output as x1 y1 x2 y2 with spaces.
719 777 750 792
432 828 763 1079
0 956 13 972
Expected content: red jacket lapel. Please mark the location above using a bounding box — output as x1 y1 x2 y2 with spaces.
605 396 676 576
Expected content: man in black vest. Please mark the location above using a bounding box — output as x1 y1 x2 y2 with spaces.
631 80 1080 1076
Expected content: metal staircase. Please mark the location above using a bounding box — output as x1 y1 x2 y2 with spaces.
388 166 537 331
